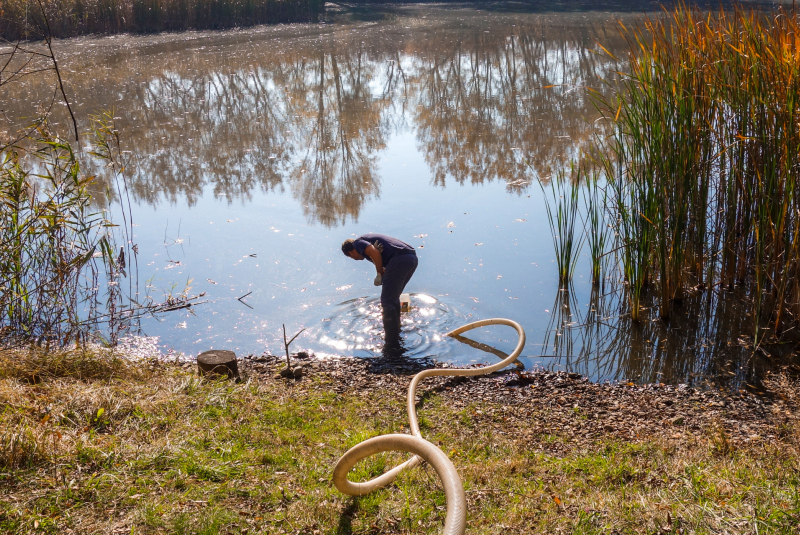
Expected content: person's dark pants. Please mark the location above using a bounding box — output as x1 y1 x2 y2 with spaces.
381 253 418 347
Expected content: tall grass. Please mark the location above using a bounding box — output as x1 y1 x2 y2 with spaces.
584 169 609 287
0 0 323 39
594 3 800 336
0 122 129 347
541 165 584 286
0 345 145 382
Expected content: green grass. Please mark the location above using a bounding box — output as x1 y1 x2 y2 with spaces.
1 354 799 533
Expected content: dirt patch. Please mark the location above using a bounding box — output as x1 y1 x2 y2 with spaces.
241 353 796 449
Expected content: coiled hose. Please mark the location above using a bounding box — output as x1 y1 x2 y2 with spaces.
332 318 526 535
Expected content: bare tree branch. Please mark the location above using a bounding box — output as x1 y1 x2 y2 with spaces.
33 0 79 142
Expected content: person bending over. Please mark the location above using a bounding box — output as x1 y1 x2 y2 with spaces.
341 233 418 348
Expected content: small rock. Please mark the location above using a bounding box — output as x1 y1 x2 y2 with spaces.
293 367 305 379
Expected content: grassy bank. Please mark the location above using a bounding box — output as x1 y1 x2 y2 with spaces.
1 349 798 533
0 0 323 40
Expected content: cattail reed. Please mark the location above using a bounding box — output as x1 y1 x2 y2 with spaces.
541 165 584 286
594 3 800 337
0 123 129 346
584 169 608 287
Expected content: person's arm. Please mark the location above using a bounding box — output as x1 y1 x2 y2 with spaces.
363 244 384 275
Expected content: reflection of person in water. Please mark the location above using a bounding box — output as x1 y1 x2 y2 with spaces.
342 234 418 349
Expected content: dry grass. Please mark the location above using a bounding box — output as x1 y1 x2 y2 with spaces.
0 346 154 471
0 346 148 383
0 354 798 533
0 0 323 40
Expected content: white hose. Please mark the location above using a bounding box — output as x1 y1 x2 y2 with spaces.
332 318 526 535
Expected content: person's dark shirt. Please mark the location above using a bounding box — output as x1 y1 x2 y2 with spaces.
352 233 415 266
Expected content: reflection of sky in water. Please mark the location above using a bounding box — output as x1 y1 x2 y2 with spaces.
123 135 550 367
0 5 789 386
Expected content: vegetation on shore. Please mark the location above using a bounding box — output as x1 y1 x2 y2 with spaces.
583 4 800 334
1 349 798 533
0 0 323 40
0 116 148 347
1 129 103 345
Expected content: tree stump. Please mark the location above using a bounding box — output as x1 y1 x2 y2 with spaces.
197 350 239 380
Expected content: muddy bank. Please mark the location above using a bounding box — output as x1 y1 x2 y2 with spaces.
231 353 797 450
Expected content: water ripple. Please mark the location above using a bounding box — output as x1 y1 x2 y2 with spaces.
315 293 470 359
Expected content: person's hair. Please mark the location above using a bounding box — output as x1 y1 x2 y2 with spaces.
341 239 355 256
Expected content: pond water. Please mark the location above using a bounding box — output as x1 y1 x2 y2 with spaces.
2 2 791 387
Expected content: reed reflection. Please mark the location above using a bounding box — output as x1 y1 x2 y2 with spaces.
540 283 779 388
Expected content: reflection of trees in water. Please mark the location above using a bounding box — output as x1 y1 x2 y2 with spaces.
540 283 773 388
412 18 621 190
0 12 627 223
82 43 390 224
289 49 385 227
130 66 290 206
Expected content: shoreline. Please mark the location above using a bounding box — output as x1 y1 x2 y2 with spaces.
241 353 793 448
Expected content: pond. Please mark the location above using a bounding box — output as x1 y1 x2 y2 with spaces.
2 2 791 387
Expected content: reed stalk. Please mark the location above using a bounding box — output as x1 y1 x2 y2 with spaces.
0 121 131 347
540 165 584 286
591 3 800 334
584 169 609 287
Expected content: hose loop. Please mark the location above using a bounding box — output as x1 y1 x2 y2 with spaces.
332 318 526 535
